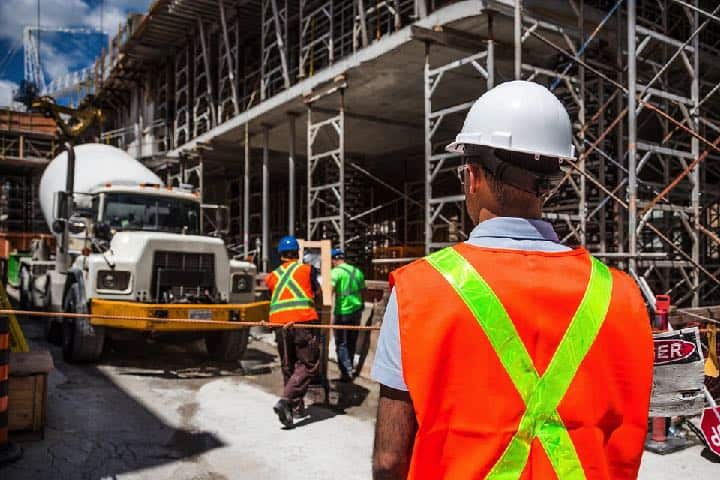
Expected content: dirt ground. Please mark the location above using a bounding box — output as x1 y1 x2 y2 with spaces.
3 318 718 479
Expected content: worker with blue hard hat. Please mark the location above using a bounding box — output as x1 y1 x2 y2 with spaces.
330 247 366 382
265 235 321 428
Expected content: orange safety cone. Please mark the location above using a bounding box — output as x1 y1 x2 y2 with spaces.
0 315 22 466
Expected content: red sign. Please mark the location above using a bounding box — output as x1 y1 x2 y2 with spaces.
701 407 720 457
653 339 696 365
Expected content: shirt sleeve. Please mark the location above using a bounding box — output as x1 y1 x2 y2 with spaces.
371 288 408 391
330 267 340 288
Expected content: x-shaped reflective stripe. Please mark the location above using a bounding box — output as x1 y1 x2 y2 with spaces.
271 263 300 304
426 248 612 480
270 263 313 313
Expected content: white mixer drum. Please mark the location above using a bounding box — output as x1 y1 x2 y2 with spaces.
39 143 162 230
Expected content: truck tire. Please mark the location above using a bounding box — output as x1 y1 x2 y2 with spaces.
62 283 105 362
205 328 249 362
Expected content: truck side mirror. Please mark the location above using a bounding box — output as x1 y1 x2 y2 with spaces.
53 191 69 221
201 204 230 236
67 215 87 235
94 222 112 241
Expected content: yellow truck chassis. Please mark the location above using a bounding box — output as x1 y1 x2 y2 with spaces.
90 299 269 332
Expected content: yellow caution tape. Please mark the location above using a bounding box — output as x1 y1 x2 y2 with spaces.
0 282 29 352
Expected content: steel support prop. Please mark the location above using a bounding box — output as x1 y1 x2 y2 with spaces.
262 125 270 272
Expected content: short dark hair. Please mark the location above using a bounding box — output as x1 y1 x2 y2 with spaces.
463 146 559 197
282 250 299 260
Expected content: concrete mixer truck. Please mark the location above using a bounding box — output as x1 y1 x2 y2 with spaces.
10 143 267 362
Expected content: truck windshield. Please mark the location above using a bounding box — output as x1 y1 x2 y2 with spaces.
102 193 201 234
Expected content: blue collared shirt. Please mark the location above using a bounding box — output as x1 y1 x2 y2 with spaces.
370 217 571 391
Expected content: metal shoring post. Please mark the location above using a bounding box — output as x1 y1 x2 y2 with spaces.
219 0 240 116
262 125 270 273
578 0 586 246
339 90 346 250
197 19 216 128
243 123 250 257
423 42 432 254
487 12 495 89
514 0 522 80
691 0 700 306
628 0 638 274
307 105 312 239
288 113 296 236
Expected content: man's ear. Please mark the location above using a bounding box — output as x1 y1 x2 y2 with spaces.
468 165 483 195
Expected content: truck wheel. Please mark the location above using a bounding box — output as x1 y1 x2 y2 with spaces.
62 283 105 362
205 328 249 362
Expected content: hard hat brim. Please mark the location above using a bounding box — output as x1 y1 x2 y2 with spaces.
446 137 576 161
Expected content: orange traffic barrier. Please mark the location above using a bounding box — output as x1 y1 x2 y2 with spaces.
0 315 22 466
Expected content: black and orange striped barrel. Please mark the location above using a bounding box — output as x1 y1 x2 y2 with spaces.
0 315 22 465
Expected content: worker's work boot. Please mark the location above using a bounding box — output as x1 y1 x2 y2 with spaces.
273 399 294 429
293 402 310 422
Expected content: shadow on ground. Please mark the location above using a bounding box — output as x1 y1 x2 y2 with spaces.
4 317 226 480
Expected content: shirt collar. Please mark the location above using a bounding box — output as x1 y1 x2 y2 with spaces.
469 217 560 242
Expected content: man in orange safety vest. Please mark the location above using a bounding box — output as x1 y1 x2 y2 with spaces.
371 81 653 479
266 235 321 429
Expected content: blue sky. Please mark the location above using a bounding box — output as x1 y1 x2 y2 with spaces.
0 0 152 106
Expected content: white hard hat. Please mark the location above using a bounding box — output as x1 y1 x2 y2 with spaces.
446 80 575 160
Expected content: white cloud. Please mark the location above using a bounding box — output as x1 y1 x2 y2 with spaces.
0 80 19 106
0 0 91 45
0 1 152 88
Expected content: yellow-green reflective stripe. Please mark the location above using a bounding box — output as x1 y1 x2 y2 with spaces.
271 263 300 304
425 248 612 479
269 298 314 313
499 256 612 479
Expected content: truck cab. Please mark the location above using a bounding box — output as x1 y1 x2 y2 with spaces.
14 143 267 362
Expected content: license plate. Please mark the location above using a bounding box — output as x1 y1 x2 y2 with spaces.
189 309 213 320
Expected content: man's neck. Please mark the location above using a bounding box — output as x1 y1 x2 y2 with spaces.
476 207 541 224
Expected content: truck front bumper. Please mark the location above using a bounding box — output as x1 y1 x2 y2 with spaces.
89 299 269 332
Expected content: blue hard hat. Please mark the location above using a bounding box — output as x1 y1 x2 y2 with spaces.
278 235 300 254
331 248 345 258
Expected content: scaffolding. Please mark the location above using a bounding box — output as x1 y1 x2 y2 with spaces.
85 0 720 306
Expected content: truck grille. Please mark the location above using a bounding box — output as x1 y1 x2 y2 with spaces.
151 251 216 301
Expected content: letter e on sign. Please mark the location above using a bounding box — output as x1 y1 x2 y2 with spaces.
653 339 696 365
701 407 720 457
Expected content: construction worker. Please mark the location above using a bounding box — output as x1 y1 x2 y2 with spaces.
266 235 321 428
371 81 653 479
330 248 366 382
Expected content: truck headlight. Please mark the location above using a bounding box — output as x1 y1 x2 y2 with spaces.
97 270 131 291
232 274 252 293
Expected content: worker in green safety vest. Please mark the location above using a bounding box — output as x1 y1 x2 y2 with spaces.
330 248 366 382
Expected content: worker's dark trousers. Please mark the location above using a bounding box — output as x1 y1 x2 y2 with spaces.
275 325 320 409
334 310 362 377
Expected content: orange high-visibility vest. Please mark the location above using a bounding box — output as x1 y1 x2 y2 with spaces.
391 244 653 480
266 261 318 324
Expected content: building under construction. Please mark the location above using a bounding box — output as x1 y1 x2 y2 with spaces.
79 0 720 307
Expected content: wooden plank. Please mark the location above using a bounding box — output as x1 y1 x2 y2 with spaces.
650 327 706 417
9 350 54 376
